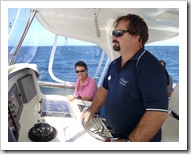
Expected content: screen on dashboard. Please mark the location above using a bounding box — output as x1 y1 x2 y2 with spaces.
8 83 23 121
17 74 37 104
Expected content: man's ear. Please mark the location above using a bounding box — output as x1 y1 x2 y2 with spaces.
133 34 143 48
133 34 140 41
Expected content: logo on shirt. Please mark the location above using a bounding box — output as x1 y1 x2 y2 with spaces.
119 78 128 86
108 75 111 81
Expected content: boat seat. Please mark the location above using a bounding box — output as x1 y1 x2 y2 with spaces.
161 83 179 142
161 115 179 142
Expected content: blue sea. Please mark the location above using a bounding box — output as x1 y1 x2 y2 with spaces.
12 46 179 84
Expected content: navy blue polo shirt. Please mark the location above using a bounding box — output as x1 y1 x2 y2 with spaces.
102 48 168 142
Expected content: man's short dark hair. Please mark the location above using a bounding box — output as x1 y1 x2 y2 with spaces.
114 14 149 45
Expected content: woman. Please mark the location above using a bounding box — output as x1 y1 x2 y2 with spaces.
67 61 97 102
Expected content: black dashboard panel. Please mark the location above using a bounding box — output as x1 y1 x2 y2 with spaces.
18 74 37 104
8 83 23 141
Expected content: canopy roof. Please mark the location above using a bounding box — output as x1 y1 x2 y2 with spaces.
32 8 179 59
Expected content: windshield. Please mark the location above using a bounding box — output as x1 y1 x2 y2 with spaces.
8 8 30 63
8 8 109 84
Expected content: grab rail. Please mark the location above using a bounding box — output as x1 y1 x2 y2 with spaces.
38 81 75 89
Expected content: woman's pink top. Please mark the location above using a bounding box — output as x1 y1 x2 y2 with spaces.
74 77 97 101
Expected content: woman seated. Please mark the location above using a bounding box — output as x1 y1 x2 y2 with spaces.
67 61 97 102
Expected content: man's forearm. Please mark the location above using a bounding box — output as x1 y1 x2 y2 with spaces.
128 111 168 142
89 86 107 114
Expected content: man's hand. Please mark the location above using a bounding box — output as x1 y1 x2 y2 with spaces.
105 138 126 142
81 109 94 123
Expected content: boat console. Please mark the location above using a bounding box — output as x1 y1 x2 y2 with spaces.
8 63 179 142
8 63 116 142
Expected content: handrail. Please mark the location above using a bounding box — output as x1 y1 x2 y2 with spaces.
38 81 75 89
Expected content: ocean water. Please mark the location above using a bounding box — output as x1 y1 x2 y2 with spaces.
11 46 179 84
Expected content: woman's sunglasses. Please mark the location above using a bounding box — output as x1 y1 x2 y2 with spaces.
112 30 131 37
76 69 86 73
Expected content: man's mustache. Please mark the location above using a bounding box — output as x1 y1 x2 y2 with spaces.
112 40 119 44
112 40 120 51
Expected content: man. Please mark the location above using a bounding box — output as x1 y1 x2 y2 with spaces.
159 60 173 97
81 14 169 142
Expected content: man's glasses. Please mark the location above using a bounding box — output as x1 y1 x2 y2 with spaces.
112 30 131 37
76 69 86 73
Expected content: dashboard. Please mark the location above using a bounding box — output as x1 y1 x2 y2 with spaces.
8 64 42 142
8 64 114 144
6 63 180 150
